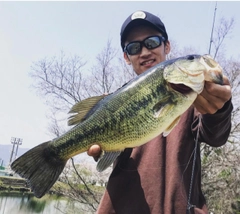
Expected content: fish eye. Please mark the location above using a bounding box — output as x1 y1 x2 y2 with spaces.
187 55 195 60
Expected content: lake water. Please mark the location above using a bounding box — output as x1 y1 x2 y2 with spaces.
0 192 95 214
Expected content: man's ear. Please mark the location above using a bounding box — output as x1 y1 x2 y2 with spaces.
164 41 171 54
124 52 131 65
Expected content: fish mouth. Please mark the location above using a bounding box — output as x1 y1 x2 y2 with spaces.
169 83 192 94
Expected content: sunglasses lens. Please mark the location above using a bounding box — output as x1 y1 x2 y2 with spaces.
126 42 141 55
144 37 161 49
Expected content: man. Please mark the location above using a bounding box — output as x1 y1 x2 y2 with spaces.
88 11 232 214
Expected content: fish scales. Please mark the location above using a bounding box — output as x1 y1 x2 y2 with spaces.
10 54 224 198
52 66 168 158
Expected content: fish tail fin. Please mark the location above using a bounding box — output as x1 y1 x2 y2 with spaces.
11 141 67 198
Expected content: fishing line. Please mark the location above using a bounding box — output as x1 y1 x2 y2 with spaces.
180 139 199 201
186 116 201 214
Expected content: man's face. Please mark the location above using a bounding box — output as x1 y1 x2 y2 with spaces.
123 25 171 75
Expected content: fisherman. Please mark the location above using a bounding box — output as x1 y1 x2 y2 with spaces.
88 11 233 214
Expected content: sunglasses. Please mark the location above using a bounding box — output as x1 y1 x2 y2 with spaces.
124 35 166 55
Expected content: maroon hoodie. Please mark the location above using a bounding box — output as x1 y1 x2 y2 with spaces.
97 100 232 214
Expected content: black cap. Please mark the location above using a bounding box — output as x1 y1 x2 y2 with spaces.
120 10 168 50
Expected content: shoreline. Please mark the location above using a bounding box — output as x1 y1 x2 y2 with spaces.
0 175 31 193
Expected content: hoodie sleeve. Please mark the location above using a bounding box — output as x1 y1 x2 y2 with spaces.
192 99 233 147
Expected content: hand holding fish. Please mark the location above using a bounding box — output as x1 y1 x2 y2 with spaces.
194 75 232 114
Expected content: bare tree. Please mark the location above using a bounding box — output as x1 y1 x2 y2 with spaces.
30 51 87 112
223 58 240 141
116 55 136 84
166 39 199 60
83 39 118 97
53 159 101 213
200 14 240 213
83 39 135 98
30 51 88 138
200 63 240 213
201 141 240 214
211 17 234 59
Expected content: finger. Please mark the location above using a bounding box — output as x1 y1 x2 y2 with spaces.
194 75 232 114
222 75 230 85
200 88 225 109
194 92 224 114
202 82 232 102
87 144 102 160
194 95 212 114
193 104 207 114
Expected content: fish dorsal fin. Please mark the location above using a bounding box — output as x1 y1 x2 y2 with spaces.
96 151 122 172
68 95 106 126
163 116 181 137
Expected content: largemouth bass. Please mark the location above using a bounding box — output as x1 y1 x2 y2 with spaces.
11 54 223 198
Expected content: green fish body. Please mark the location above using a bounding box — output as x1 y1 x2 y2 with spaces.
11 54 223 198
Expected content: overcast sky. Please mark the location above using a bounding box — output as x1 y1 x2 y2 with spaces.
0 1 239 153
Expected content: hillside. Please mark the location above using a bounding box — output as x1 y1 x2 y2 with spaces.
0 144 29 167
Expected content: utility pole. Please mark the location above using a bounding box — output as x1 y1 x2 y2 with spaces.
14 138 22 161
9 137 23 164
208 2 218 55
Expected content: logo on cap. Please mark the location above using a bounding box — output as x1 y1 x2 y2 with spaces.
131 11 146 20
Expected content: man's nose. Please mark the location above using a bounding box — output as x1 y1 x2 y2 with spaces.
140 46 151 56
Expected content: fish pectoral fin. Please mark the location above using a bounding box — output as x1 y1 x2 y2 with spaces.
68 95 107 126
96 151 122 172
153 95 172 118
153 103 172 118
163 116 181 137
